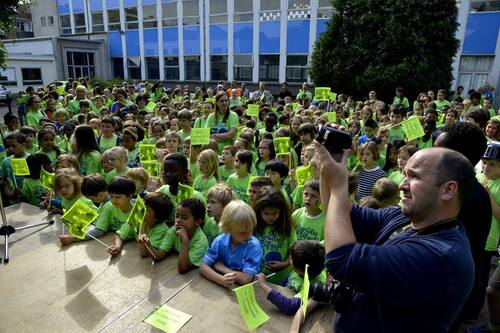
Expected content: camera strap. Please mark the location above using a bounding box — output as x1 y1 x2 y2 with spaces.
388 217 459 241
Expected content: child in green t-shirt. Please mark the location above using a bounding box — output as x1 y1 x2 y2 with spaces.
0 131 29 203
153 198 209 273
81 173 108 209
192 149 219 197
104 147 130 184
293 179 325 242
98 116 120 153
36 129 62 167
248 176 273 206
227 150 253 203
257 240 326 315
177 109 192 143
254 188 296 284
21 154 51 206
204 183 235 245
387 107 405 142
219 145 236 182
19 126 38 155
264 160 291 204
255 138 275 176
121 126 142 168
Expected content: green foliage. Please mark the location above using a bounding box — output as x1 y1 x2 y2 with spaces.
0 0 21 68
309 0 459 101
90 77 132 89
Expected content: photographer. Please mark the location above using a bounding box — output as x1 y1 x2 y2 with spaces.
315 144 475 333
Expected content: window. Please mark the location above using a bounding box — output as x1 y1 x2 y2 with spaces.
127 57 141 80
234 0 253 22
185 56 200 80
211 55 228 81
457 56 494 93
16 21 32 32
259 55 279 82
261 0 280 11
0 68 17 85
260 0 281 22
470 0 500 12
74 13 86 33
60 14 71 34
146 57 159 80
41 17 47 26
234 55 253 81
210 0 227 24
318 0 334 18
286 55 308 82
125 7 138 29
48 16 55 25
165 57 180 80
92 12 104 32
107 9 121 31
67 52 96 78
21 68 43 84
288 0 310 20
112 58 124 78
143 5 157 28
162 0 177 27
183 0 199 25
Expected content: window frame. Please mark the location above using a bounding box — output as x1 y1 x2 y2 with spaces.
21 68 43 84
0 67 17 85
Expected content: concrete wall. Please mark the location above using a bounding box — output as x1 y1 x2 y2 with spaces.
30 0 60 38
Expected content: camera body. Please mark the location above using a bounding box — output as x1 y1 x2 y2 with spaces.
315 125 352 161
309 281 354 314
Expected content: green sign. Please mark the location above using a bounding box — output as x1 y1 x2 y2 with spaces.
402 116 425 141
61 199 98 240
126 196 146 239
246 104 259 117
11 158 30 176
145 101 157 112
190 128 210 145
142 160 161 179
295 164 313 187
273 137 291 154
329 92 337 101
324 112 337 123
143 304 193 333
302 264 310 318
139 144 157 162
315 87 331 101
233 283 270 331
41 168 55 190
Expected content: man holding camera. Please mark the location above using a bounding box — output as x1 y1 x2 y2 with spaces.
316 145 475 333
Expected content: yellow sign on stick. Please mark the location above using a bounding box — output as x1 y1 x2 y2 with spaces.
126 196 146 239
315 87 331 101
143 304 192 333
233 283 270 331
402 116 425 141
11 158 30 176
246 104 259 117
61 199 98 239
139 144 157 162
302 264 310 318
190 128 210 145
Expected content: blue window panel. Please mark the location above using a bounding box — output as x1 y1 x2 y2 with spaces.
143 0 156 4
234 23 253 54
107 0 119 9
287 20 310 53
144 29 159 56
184 26 201 55
72 0 85 12
57 0 70 14
109 31 123 57
125 30 140 57
90 0 102 11
210 24 228 54
124 0 137 7
163 27 179 55
260 21 280 53
316 19 329 40
463 12 500 55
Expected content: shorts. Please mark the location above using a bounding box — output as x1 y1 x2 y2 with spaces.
489 260 500 292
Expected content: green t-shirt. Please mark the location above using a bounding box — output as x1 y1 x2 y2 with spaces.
287 270 327 295
434 99 451 111
477 174 500 251
388 170 404 186
388 126 405 142
226 173 251 203
205 111 240 153
192 175 217 197
22 178 47 206
105 167 129 184
127 148 140 168
256 224 297 284
117 220 168 249
218 165 234 182
0 154 29 193
292 207 325 241
79 150 102 175
66 99 95 115
95 201 131 232
25 144 39 155
417 137 433 149
26 110 45 130
156 184 207 223
158 226 209 266
291 185 304 208
393 96 409 108
255 160 266 176
202 216 220 246
193 117 208 129
99 134 119 153
36 149 58 165
178 129 191 143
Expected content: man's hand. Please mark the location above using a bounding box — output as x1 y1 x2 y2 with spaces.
313 142 350 193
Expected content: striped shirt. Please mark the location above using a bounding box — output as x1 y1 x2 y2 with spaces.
355 166 386 202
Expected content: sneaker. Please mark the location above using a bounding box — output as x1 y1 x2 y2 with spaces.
467 324 491 333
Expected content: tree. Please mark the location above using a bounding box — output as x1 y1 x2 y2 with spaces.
0 0 26 68
309 0 459 102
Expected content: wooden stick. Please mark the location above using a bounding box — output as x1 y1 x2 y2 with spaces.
249 272 276 286
87 233 111 248
144 242 158 261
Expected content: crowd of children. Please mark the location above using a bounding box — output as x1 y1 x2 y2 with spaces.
2 79 499 328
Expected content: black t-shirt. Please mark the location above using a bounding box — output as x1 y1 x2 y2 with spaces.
279 90 293 99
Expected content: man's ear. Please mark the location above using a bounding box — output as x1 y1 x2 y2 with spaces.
440 181 458 201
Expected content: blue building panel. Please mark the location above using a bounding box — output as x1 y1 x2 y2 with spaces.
234 23 253 54
210 24 228 54
316 19 329 40
57 0 70 14
90 0 102 11
109 31 123 57
107 0 119 9
463 12 500 55
260 21 280 53
143 0 157 4
143 29 159 56
125 30 140 57
287 20 310 53
163 27 179 56
72 0 85 13
124 0 137 7
184 26 201 55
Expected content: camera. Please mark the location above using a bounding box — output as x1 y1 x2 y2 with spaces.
309 281 354 314
315 125 352 162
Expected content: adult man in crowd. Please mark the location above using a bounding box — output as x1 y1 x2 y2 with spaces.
279 82 293 100
251 81 273 104
434 122 492 331
316 144 475 333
